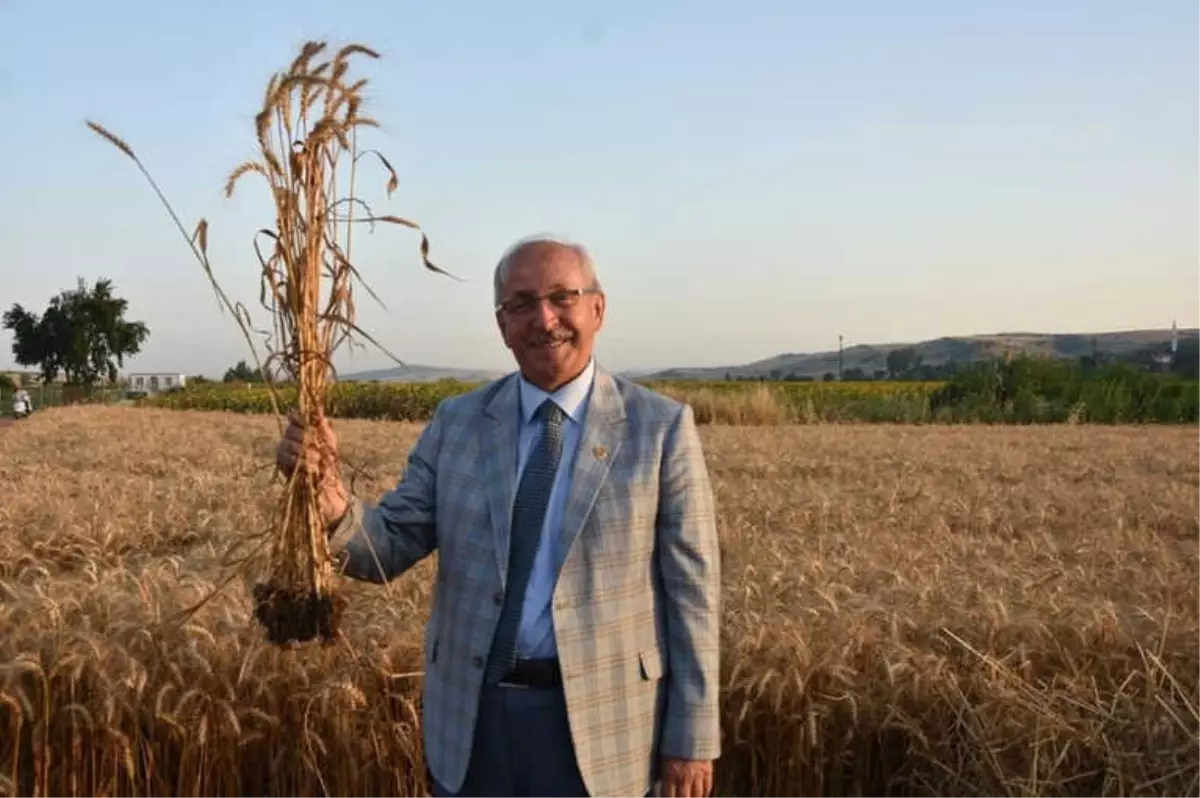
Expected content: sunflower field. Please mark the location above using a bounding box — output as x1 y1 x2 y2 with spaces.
141 378 944 424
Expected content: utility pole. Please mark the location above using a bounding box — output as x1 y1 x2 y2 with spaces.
837 334 844 381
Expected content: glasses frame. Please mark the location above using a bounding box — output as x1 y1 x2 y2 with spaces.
494 287 601 316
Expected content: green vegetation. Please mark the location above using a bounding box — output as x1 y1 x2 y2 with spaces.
2 278 150 387
141 377 938 423
930 358 1199 423
1 384 125 416
650 380 940 424
138 357 1198 424
142 379 474 422
222 360 266 383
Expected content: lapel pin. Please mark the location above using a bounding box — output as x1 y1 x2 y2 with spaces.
593 444 608 461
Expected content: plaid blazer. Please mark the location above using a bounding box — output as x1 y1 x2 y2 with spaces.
328 366 722 797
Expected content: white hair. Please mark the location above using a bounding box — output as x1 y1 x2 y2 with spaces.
492 234 602 308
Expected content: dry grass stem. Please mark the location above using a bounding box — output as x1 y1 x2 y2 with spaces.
85 40 456 645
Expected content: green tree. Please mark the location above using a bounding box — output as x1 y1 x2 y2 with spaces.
2 278 149 386
223 360 264 382
886 347 920 379
842 367 867 381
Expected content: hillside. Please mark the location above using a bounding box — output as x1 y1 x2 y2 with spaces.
646 327 1197 381
339 363 507 383
340 364 655 383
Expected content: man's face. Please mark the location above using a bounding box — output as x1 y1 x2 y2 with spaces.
495 243 605 392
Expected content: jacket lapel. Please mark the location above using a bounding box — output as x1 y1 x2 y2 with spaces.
554 368 626 577
481 374 521 586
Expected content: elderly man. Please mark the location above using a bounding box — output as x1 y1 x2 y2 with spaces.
277 236 721 797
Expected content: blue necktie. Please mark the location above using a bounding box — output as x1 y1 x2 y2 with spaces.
484 399 567 684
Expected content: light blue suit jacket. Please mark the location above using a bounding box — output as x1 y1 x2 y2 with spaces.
328 365 722 798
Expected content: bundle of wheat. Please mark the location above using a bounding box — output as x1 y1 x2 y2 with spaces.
86 40 452 645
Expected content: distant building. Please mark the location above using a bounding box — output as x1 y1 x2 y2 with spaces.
127 372 187 394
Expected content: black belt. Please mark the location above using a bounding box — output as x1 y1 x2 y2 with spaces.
498 657 562 688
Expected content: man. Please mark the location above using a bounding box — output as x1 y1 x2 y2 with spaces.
12 387 32 419
277 236 721 797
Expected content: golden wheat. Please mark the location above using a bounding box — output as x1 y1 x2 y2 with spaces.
0 406 1196 796
87 40 456 646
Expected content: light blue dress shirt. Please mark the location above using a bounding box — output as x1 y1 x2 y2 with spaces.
513 357 596 659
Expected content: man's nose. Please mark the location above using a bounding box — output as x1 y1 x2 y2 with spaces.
530 299 558 329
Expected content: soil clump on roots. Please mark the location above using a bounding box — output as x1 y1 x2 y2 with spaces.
252 581 348 645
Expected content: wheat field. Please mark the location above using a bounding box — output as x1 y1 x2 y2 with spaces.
0 405 1196 796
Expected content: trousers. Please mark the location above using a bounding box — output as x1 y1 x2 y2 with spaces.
432 684 589 797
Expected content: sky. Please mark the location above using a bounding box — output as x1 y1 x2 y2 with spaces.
0 0 1196 378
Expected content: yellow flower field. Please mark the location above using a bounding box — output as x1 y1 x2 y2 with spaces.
143 378 945 424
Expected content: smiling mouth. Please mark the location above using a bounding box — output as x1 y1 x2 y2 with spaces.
532 335 573 351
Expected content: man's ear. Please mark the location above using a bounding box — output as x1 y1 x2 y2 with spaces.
593 292 607 329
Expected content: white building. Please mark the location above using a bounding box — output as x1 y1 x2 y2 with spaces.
127 372 187 394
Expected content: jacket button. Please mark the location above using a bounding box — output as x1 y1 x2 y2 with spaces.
493 591 502 605
472 656 484 669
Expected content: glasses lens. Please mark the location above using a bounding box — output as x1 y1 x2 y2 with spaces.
502 289 588 314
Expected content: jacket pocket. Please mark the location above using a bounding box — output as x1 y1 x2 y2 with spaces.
639 648 663 681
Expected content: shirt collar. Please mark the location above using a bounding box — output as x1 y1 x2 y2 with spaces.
518 358 596 426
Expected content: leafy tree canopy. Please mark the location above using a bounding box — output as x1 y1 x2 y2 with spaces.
2 278 150 386
223 360 264 382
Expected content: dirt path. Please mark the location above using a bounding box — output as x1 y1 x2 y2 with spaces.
0 418 15 431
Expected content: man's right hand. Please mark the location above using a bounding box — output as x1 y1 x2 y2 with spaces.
276 410 350 530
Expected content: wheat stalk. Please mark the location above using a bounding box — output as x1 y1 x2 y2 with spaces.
86 40 456 644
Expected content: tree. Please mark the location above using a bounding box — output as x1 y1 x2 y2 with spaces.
842 367 867 381
2 278 149 386
886 347 920 379
1173 340 1199 379
223 359 264 382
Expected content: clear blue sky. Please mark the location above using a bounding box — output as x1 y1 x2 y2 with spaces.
1 0 1196 377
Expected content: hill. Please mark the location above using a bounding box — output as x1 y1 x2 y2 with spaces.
341 364 656 384
339 363 507 383
645 327 1197 381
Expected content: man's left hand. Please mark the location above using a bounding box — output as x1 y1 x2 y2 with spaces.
658 757 713 797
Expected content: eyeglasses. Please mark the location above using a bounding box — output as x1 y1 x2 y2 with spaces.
495 287 600 316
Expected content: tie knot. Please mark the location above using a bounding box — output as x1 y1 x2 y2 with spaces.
536 399 565 427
